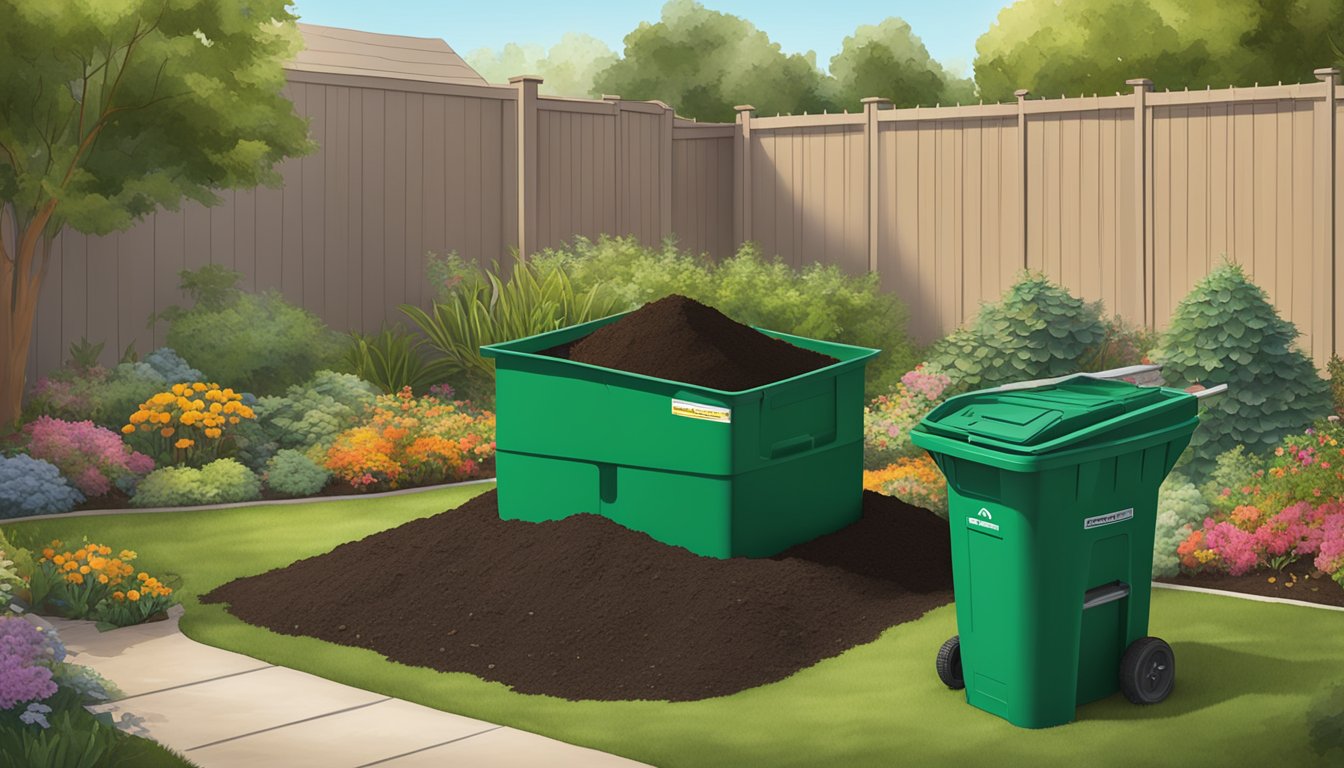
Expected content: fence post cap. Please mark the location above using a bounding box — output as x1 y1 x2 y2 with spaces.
507 74 544 84
1125 78 1154 90
860 97 892 105
1315 67 1341 81
1013 89 1030 99
601 94 621 101
733 104 756 112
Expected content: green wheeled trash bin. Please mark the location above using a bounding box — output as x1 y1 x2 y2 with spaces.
909 367 1225 729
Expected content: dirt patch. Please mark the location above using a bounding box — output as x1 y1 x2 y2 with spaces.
201 489 953 701
542 294 838 391
1158 558 1344 609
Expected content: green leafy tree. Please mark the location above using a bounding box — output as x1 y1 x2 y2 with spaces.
974 0 1344 103
593 0 834 122
827 18 972 110
466 33 618 98
1154 261 1331 480
0 1 314 428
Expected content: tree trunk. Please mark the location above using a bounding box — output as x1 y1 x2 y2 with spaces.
0 205 55 431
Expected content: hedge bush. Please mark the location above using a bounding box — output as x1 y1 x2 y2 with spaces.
927 272 1109 394
1155 262 1331 480
0 456 84 518
131 459 260 508
264 449 331 497
1152 474 1209 578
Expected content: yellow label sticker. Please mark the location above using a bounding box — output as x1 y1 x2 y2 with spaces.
671 399 731 423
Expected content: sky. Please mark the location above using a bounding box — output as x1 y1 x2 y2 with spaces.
290 0 1018 76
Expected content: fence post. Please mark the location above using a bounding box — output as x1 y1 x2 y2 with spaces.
1315 67 1339 366
1015 89 1030 270
658 101 675 243
734 105 755 247
862 97 890 276
510 75 542 260
603 94 623 235
1126 78 1153 328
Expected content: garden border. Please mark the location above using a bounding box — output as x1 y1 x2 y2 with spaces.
1152 581 1344 613
11 478 498 522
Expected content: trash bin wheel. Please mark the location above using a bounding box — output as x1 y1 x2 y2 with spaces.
936 635 965 690
1119 636 1175 704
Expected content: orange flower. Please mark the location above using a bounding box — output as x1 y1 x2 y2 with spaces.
127 590 141 602
160 427 175 438
121 424 136 434
175 438 194 449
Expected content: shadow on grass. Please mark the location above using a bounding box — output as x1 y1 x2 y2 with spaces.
1078 640 1333 722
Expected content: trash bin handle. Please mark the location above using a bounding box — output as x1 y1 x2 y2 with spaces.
976 365 1161 394
965 395 1182 455
1191 383 1229 400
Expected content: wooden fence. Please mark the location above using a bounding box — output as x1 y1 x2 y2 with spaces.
22 67 1344 387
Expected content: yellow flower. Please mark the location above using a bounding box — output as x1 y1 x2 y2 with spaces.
209 402 223 414
52 555 66 566
171 383 186 396
79 565 91 575
119 550 136 560
111 591 125 601
176 396 192 410
222 388 236 399
180 411 197 426
175 438 195 449
121 424 136 434
192 382 207 392
98 574 109 584
127 590 140 602
153 392 175 406
161 427 175 438
158 412 173 424
228 416 240 424
237 406 255 419
204 428 222 439
138 572 149 582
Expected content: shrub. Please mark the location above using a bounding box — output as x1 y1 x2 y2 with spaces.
0 456 83 519
131 459 260 508
1330 355 1344 416
264 449 330 497
160 265 342 395
121 382 256 468
404 253 624 403
0 618 58 710
1155 261 1331 480
1152 474 1209 578
20 417 153 498
339 326 450 395
1199 445 1267 515
255 370 379 453
928 273 1109 394
325 387 496 491
1255 424 1344 511
531 236 922 398
1178 500 1344 578
24 362 164 431
141 347 204 385
863 363 951 469
862 455 948 517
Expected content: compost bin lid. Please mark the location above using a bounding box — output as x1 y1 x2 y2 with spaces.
917 377 1182 454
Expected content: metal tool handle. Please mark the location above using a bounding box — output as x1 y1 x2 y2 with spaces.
1190 383 1229 400
977 364 1162 394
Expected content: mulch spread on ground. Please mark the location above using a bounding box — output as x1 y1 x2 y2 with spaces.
542 294 838 391
1158 558 1344 609
201 489 953 701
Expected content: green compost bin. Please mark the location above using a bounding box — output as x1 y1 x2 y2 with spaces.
909 375 1203 729
480 312 880 559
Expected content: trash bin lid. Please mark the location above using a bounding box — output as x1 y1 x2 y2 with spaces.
916 376 1190 455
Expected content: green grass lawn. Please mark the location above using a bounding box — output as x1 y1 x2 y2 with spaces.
7 483 1343 768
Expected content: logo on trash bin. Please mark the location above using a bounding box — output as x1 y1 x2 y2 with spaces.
968 508 1000 532
1084 508 1134 530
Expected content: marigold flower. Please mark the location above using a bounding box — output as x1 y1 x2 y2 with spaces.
63 561 78 572
127 590 140 602
228 416 240 424
192 382 207 392
41 548 54 559
79 565 90 575
120 550 136 560
119 424 135 435
112 591 124 601
204 428 222 439
52 555 66 565
175 438 195 449
161 427 175 438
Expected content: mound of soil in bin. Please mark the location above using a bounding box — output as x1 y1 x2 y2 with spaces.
542 294 839 391
202 489 953 701
1158 558 1344 609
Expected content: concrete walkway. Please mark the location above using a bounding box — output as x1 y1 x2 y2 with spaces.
41 607 648 768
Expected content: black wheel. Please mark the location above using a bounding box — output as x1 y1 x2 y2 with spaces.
936 635 965 690
1119 637 1175 704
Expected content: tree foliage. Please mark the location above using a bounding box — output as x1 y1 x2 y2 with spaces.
592 0 834 123
465 33 617 98
827 18 972 110
975 0 1344 103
